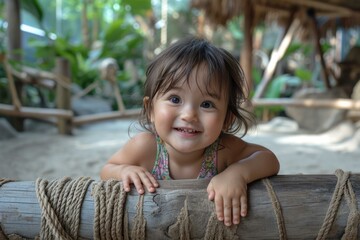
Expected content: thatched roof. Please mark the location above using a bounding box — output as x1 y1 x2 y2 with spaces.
191 0 360 30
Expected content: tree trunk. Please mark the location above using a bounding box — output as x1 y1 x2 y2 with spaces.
0 173 359 239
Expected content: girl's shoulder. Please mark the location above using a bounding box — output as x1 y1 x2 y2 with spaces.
217 133 248 167
129 132 157 149
122 132 157 170
219 133 247 149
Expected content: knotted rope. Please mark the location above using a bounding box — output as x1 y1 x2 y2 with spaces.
316 169 359 240
261 170 359 240
92 180 129 240
262 178 287 240
35 177 93 239
91 180 146 240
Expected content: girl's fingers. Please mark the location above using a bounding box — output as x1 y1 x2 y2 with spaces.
137 172 155 192
144 171 159 190
214 195 224 222
232 198 241 225
121 170 158 194
206 182 215 200
223 198 232 226
240 195 248 217
122 178 131 192
130 175 145 194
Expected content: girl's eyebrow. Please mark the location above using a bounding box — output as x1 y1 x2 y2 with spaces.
207 92 222 99
164 86 183 93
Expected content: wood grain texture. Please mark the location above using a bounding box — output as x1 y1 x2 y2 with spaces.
0 175 359 239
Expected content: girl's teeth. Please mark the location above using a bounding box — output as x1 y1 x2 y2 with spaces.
179 128 196 133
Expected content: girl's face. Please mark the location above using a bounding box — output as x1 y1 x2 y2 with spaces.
147 69 228 155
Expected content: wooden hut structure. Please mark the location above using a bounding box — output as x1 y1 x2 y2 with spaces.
191 0 360 116
0 1 140 135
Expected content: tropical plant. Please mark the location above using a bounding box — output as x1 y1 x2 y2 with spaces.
24 0 152 109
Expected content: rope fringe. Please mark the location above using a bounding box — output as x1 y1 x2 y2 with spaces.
204 212 237 240
168 196 191 240
316 169 359 240
92 180 128 240
131 194 146 240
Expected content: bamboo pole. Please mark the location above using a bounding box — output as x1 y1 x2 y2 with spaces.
240 0 254 91
55 58 72 135
252 98 360 110
72 108 140 126
0 103 73 119
0 174 359 239
253 14 301 99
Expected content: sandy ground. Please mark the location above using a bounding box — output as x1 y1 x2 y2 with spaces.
0 117 359 181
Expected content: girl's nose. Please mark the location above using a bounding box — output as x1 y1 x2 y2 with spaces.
181 105 198 122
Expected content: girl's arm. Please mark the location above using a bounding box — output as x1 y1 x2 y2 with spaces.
100 132 159 194
207 134 280 226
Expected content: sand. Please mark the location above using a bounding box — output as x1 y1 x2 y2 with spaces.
0 117 359 181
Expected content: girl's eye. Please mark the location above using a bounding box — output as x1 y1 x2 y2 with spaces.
201 101 214 109
169 96 181 104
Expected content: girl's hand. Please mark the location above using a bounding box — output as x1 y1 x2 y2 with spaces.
120 165 159 194
206 167 248 226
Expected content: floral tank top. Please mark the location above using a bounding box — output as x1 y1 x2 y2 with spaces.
151 136 220 180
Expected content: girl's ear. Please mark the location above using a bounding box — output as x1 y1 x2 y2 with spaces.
143 96 149 107
143 96 153 122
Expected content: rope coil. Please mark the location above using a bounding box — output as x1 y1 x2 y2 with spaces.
35 177 93 240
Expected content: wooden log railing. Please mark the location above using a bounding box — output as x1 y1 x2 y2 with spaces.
0 172 359 239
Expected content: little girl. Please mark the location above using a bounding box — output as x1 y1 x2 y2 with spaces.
100 36 280 227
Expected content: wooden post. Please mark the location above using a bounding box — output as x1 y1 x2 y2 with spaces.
0 174 359 239
5 0 24 131
55 58 72 135
308 10 331 89
240 0 254 92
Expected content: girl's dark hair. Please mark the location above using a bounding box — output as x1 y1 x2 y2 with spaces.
140 36 254 136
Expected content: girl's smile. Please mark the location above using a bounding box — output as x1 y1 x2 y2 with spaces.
174 127 202 137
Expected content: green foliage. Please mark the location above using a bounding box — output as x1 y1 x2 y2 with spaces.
123 0 152 16
252 68 262 86
283 42 312 59
265 74 300 98
227 18 243 40
100 18 144 63
29 37 98 89
26 1 149 82
20 0 43 26
294 68 312 82
0 77 10 104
